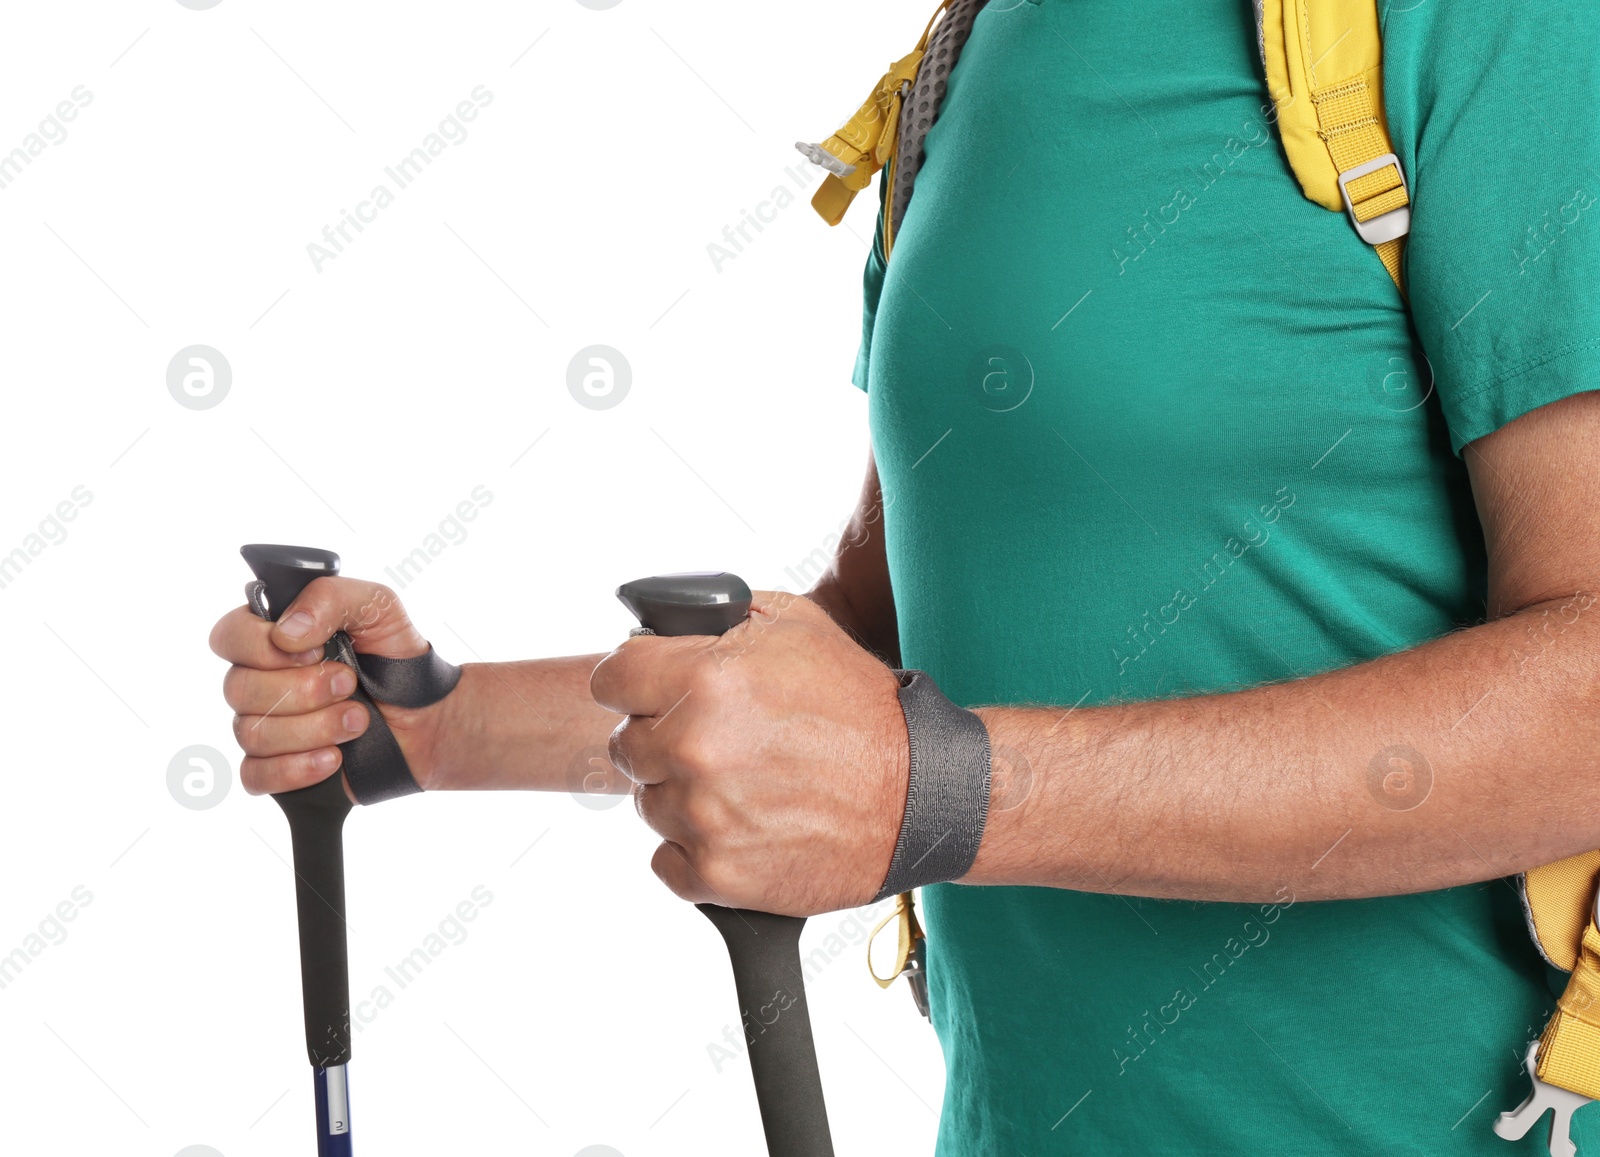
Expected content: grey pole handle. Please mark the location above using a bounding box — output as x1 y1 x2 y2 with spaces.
616 574 835 1157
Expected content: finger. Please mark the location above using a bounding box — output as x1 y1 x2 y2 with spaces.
632 778 695 845
608 716 672 786
240 748 344 796
233 699 369 760
651 840 716 906
589 634 711 717
269 576 430 660
222 658 359 716
209 605 323 668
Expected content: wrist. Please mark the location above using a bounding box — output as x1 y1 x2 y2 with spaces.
402 660 481 791
870 665 913 891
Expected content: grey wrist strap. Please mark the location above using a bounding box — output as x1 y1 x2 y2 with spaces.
323 636 460 805
355 646 462 708
874 670 992 902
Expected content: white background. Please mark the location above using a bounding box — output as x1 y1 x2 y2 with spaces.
0 1 944 1154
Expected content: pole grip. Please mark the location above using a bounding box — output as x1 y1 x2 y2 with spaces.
615 573 835 1157
242 544 355 1069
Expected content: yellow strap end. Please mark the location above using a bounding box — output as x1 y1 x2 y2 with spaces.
811 178 858 227
866 891 925 988
1535 917 1600 1099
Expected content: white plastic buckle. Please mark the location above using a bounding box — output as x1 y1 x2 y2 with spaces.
795 141 855 179
1494 1040 1591 1157
1338 152 1411 245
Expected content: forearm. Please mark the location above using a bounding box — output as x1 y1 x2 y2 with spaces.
966 592 1600 902
420 655 622 792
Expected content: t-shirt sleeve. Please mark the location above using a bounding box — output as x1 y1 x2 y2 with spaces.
851 180 891 393
1388 3 1600 453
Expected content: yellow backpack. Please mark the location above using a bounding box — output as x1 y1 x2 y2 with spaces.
800 0 1410 286
800 1 1600 1150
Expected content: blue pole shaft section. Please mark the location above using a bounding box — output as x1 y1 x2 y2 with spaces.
314 1065 354 1157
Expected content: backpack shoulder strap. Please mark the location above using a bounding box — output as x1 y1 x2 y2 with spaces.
1523 852 1600 974
1256 0 1410 291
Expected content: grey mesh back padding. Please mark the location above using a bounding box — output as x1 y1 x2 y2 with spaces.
890 0 989 242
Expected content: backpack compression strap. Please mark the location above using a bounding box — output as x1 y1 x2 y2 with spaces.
1256 0 1410 292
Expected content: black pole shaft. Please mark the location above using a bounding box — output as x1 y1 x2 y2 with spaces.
699 906 834 1157
614 573 835 1156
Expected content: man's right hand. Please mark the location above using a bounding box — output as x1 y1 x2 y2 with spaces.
209 577 443 797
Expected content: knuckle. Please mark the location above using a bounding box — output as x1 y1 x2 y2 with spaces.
221 665 247 709
347 581 402 635
632 782 654 826
683 648 721 693
653 847 693 899
210 608 259 661
670 727 720 778
678 788 726 841
239 757 270 795
640 787 679 840
207 616 231 659
607 723 636 777
695 853 738 902
312 663 345 704
589 655 621 711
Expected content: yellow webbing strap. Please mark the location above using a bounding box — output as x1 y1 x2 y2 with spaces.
867 890 924 989
804 2 950 246
1258 0 1408 292
1540 919 1600 1100
1522 852 1600 1100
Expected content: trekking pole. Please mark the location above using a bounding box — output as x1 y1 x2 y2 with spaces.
241 544 460 1155
242 545 362 1155
616 573 834 1157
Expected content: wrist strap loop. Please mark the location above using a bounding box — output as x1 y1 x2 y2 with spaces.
873 670 992 902
327 639 459 805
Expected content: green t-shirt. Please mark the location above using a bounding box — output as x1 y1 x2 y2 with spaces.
854 2 1600 1153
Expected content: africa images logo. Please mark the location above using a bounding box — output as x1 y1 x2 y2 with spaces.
167 345 231 410
567 345 631 410
968 345 1034 412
